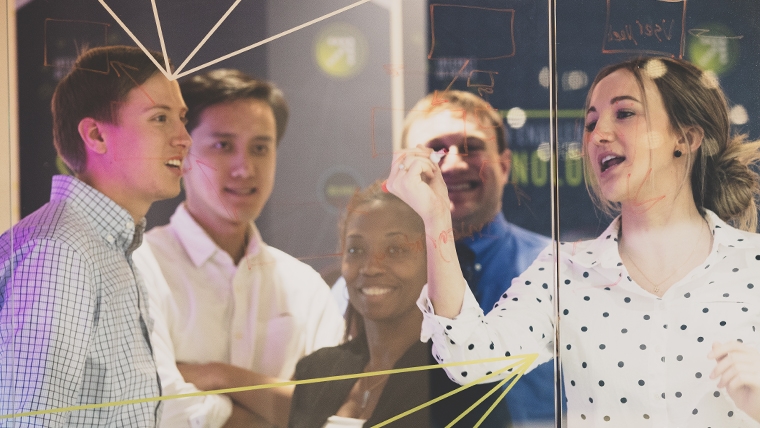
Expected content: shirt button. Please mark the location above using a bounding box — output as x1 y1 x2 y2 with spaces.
106 234 115 243
125 220 134 229
474 263 482 271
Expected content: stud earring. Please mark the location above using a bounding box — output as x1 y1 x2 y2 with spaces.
674 149 682 158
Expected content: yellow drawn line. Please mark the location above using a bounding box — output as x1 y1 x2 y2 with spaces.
372 353 535 427
446 357 531 428
474 362 528 427
0 353 538 420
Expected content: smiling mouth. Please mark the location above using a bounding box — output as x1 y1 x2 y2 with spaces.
601 155 625 173
446 181 479 192
361 287 393 296
165 159 182 169
225 188 256 196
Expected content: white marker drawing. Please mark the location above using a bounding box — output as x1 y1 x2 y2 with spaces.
150 0 170 72
98 0 372 80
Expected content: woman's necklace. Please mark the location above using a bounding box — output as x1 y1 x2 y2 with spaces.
621 219 709 294
360 374 388 409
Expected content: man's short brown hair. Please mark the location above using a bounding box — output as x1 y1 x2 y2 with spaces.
401 90 508 153
51 46 168 174
179 69 289 144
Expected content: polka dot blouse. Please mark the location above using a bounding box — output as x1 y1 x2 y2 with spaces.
418 210 760 427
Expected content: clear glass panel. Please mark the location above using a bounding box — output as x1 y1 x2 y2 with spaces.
9 0 760 426
9 0 556 426
556 0 760 426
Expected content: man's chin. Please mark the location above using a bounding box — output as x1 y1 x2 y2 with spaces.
450 207 500 237
450 209 482 230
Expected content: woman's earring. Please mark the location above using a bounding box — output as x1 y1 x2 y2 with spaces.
674 149 682 158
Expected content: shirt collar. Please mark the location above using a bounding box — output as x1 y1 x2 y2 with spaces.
565 209 751 269
169 203 262 267
51 175 145 254
457 212 509 254
563 216 621 269
706 209 755 249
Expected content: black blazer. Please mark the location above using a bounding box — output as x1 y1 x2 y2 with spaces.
288 336 511 428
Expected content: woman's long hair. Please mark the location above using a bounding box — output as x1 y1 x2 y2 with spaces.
582 57 760 231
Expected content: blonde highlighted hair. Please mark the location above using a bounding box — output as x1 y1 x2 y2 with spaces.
402 90 508 153
583 57 760 231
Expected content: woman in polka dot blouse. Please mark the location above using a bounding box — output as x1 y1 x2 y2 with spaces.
384 57 760 427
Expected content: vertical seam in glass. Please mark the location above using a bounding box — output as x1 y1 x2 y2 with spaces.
547 0 562 425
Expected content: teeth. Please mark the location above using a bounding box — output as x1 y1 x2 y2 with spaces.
602 155 616 164
165 159 182 167
227 188 255 195
447 183 473 191
362 287 392 296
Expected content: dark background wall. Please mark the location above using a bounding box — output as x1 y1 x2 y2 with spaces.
15 0 760 276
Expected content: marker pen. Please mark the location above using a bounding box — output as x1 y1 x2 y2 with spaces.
382 149 447 192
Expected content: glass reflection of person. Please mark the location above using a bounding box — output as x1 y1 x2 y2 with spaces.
289 182 511 428
385 57 760 426
132 70 344 428
331 90 552 425
0 46 191 426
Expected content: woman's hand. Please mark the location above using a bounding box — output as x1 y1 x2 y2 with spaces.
709 341 760 422
385 146 464 318
385 146 451 228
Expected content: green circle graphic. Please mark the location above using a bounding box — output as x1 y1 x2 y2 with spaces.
687 23 740 75
314 23 368 79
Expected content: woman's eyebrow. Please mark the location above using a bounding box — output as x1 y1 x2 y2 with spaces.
610 95 640 105
587 95 641 115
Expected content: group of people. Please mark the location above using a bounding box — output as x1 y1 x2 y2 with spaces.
1 44 760 428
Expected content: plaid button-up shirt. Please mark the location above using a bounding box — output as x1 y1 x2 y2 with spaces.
1 175 161 427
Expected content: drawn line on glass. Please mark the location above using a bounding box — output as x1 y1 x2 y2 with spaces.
0 353 538 421
150 0 171 72
98 0 372 80
172 0 372 79
97 0 170 78
172 0 244 77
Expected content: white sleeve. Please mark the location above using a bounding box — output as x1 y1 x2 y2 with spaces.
133 244 233 428
330 276 349 316
304 273 346 354
417 245 557 386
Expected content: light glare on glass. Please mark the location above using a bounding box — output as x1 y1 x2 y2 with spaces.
729 104 749 125
506 107 527 129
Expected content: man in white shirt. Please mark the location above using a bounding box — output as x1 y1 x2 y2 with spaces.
133 69 344 428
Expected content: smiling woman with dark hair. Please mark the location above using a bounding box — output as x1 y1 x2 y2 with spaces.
288 181 511 428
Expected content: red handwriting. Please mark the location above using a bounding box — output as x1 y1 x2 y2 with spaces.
626 168 666 213
431 60 471 106
607 24 638 45
383 64 404 76
111 61 156 105
636 19 675 42
43 19 110 72
428 228 454 263
467 70 498 96
428 4 516 60
606 19 676 46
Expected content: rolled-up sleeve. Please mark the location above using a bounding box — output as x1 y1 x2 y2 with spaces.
133 245 233 428
417 245 556 386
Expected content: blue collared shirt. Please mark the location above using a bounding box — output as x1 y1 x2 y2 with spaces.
457 212 554 425
0 175 160 427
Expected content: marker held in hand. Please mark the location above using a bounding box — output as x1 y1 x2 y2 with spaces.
382 149 447 192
